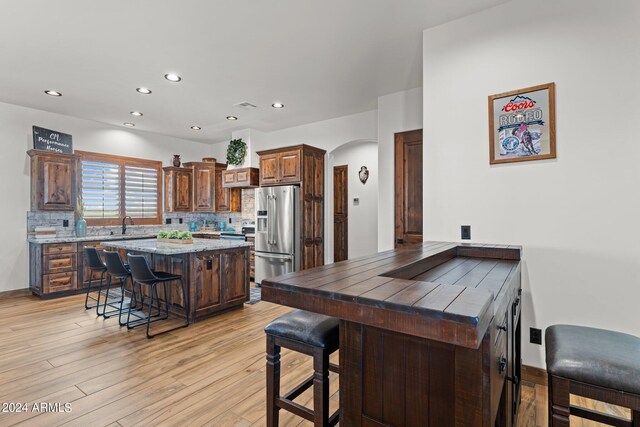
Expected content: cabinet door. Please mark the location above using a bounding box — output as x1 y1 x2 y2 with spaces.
43 272 77 294
39 156 75 211
221 249 248 303
193 165 215 212
174 171 192 211
215 168 230 211
259 154 279 185
312 154 324 266
222 170 237 186
193 254 221 313
278 150 302 183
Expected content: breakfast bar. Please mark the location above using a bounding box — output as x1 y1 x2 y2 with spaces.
104 238 253 322
262 241 522 426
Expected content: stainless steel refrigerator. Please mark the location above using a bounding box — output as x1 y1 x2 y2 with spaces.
254 185 301 285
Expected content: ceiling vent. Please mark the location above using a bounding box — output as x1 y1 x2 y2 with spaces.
234 101 258 110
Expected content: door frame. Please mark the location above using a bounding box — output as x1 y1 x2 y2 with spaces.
394 129 423 248
333 164 348 262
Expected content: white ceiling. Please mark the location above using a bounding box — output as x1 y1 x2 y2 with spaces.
0 0 507 143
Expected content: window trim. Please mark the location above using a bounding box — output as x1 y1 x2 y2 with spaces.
76 151 162 226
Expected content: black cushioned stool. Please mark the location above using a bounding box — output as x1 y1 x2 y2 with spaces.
265 310 339 427
546 325 640 426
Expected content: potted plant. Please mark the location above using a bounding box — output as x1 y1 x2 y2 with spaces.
75 197 87 238
157 230 193 244
226 138 247 169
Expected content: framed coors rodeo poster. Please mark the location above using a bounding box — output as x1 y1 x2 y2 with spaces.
489 82 556 164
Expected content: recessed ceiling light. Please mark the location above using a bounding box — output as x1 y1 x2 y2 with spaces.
190 126 201 130
226 116 238 121
164 73 182 82
136 87 152 94
123 123 135 127
44 90 62 97
272 102 284 108
130 111 143 117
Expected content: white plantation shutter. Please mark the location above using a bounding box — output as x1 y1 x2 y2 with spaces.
125 164 159 219
78 152 161 224
81 160 121 219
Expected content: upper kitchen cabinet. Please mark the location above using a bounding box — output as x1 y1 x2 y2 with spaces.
184 161 216 212
221 167 259 188
163 166 193 212
257 147 308 185
28 149 78 211
215 163 241 212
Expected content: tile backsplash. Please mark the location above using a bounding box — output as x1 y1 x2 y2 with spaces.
27 208 253 237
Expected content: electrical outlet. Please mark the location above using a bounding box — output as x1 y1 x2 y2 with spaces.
179 218 183 224
461 225 471 240
165 218 172 225
63 219 69 227
530 328 542 345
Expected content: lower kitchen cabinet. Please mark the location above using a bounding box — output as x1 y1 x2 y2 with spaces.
191 248 249 318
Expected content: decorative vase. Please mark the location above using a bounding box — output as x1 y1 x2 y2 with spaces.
75 217 87 238
172 154 181 167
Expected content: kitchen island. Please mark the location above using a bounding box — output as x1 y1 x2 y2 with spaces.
261 241 522 427
104 238 253 322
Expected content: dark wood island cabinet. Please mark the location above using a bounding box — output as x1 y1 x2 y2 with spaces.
262 241 522 427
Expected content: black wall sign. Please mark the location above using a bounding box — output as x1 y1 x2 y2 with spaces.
32 126 73 154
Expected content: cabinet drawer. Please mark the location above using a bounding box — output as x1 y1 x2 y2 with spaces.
43 272 77 294
43 253 77 274
43 242 77 255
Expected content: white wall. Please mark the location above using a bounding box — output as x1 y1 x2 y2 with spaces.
423 0 640 368
0 101 212 292
377 88 423 251
328 140 379 261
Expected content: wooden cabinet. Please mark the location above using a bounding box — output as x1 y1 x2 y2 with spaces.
258 149 302 185
221 167 260 188
184 162 216 212
191 248 249 317
30 242 79 297
163 167 193 212
28 149 78 211
258 145 326 270
214 163 241 212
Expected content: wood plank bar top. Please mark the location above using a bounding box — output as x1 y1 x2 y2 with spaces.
261 242 521 349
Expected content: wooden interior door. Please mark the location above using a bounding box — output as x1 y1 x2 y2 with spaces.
333 165 348 262
395 129 423 248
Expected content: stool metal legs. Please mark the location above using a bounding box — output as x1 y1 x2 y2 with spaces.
84 270 105 310
125 278 189 339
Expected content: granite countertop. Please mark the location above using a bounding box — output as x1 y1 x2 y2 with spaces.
102 238 253 255
28 233 158 244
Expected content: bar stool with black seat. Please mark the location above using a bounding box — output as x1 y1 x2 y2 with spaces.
126 254 189 339
546 324 640 426
102 250 139 326
264 309 340 427
83 247 108 313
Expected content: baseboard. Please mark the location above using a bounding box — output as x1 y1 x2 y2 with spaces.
522 365 547 386
0 288 31 300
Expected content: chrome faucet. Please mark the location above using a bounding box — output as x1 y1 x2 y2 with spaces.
122 216 134 234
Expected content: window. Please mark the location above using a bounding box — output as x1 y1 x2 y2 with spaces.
76 151 162 225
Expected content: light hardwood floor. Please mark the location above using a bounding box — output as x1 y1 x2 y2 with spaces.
0 292 627 426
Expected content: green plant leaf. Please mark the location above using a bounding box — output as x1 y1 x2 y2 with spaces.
226 138 247 166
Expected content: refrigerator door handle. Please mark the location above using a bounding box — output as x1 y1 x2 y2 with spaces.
270 194 277 245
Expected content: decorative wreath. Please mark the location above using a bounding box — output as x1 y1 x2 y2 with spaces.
226 138 247 166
